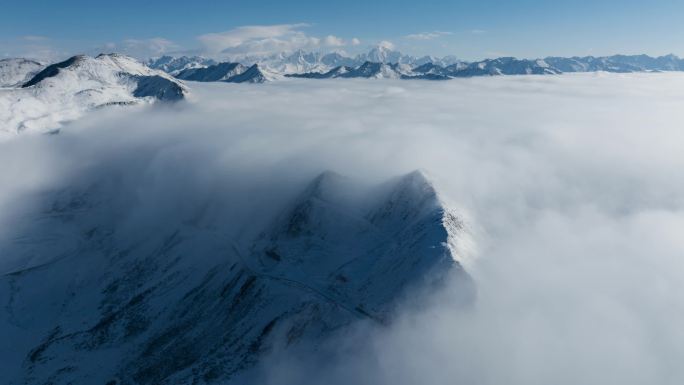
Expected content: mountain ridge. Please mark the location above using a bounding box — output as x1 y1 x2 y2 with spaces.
0 53 187 138
146 47 684 81
0 170 473 384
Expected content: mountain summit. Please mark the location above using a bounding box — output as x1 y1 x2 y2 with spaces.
0 170 473 384
0 54 186 138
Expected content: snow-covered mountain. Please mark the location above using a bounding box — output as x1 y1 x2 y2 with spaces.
288 53 684 81
0 54 186 138
0 58 45 88
288 61 433 80
409 57 561 77
544 54 684 73
175 62 276 83
175 62 248 81
288 61 403 79
0 170 473 384
151 48 684 82
183 46 461 75
147 55 217 76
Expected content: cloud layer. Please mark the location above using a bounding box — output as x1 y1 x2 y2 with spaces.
197 24 360 57
1 73 684 384
405 31 453 40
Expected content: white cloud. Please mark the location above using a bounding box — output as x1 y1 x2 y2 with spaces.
378 40 395 50
116 37 179 57
198 23 309 53
351 38 361 46
197 24 357 57
405 31 453 40
323 35 345 47
3 74 684 384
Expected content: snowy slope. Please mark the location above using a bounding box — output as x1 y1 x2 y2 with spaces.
0 58 44 87
147 55 217 75
289 62 418 80
271 52 684 80
176 62 278 83
226 46 461 75
175 62 248 82
0 54 186 139
0 170 473 385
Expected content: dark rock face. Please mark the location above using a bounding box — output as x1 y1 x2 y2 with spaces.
22 55 85 88
175 62 246 82
147 56 217 75
175 63 267 84
223 64 267 83
132 75 185 102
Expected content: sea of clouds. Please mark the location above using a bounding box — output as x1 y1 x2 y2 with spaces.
1 73 684 384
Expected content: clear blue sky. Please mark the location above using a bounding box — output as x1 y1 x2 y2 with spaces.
2 0 683 60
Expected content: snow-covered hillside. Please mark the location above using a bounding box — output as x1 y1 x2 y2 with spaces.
0 169 473 384
147 56 217 76
175 62 278 83
0 58 44 88
0 54 186 139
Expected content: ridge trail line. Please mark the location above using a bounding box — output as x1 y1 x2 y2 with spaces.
229 242 385 325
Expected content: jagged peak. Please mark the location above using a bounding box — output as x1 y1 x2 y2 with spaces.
96 52 129 59
366 169 444 226
295 170 350 205
387 169 437 199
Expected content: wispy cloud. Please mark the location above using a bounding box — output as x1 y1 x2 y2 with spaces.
197 24 355 57
378 40 395 50
405 31 453 40
108 37 181 58
0 36 64 61
21 35 49 42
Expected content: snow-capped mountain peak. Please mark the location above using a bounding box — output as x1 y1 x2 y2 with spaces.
147 55 217 76
1 54 186 139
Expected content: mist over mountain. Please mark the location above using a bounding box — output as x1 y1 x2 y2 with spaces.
3 32 684 385
0 163 472 384
2 73 684 384
2 47 684 149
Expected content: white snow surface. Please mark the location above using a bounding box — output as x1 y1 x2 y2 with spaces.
0 58 44 87
0 54 185 139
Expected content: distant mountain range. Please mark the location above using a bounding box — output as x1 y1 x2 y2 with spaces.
3 48 684 138
146 47 684 82
174 62 276 83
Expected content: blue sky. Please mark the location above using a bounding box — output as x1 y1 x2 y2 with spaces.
2 0 683 60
